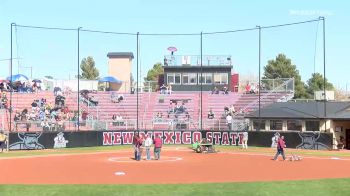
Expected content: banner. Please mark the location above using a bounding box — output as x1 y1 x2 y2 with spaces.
8 130 333 150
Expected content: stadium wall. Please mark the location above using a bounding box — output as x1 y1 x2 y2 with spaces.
7 130 333 151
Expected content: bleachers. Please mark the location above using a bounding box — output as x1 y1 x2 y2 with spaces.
1 90 292 131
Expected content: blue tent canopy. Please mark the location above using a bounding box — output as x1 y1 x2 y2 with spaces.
98 76 122 83
7 74 29 82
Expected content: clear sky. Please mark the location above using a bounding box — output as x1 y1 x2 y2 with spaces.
0 0 349 90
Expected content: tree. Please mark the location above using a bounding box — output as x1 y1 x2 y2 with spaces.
306 73 334 96
144 62 164 91
263 54 309 99
80 56 99 80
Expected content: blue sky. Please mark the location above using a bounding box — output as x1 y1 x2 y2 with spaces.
0 0 349 90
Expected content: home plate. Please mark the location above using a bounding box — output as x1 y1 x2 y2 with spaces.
331 157 341 160
114 172 126 176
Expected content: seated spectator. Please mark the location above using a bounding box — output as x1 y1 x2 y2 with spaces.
222 86 229 95
160 84 167 94
166 84 172 94
62 107 70 120
31 100 38 110
40 98 47 107
41 119 51 131
117 94 124 103
82 110 88 121
229 104 236 116
224 106 229 116
53 87 62 96
112 114 124 126
155 112 163 122
208 109 214 119
14 112 21 122
245 83 251 94
55 95 66 107
21 109 29 121
32 82 38 93
211 87 219 94
0 93 8 109
89 96 98 106
111 92 118 103
28 110 37 121
38 110 46 121
250 84 257 94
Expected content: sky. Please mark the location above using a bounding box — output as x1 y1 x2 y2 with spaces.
0 0 349 90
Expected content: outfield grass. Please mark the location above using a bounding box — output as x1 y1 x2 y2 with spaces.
0 178 349 196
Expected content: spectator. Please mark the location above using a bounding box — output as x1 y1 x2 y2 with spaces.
14 112 21 122
229 105 236 116
160 84 167 94
211 86 219 94
41 119 51 131
224 106 229 116
111 93 124 103
208 108 214 119
222 86 229 95
53 87 62 96
167 84 172 94
245 83 251 94
250 84 257 94
164 57 168 66
89 96 98 106
55 95 66 107
82 110 88 121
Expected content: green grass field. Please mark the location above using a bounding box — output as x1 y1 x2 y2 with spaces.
0 146 349 196
0 179 350 196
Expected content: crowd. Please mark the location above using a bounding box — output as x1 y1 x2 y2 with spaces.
211 86 229 95
245 83 259 94
159 84 172 94
111 114 124 126
12 94 74 132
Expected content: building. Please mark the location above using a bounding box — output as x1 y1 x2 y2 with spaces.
162 55 233 91
245 101 350 149
107 52 134 92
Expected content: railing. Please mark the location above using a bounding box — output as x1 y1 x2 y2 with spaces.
9 118 248 132
237 78 295 115
164 55 232 66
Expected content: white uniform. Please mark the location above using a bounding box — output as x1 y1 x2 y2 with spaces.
242 131 248 149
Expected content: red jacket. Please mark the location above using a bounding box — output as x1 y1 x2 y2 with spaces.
153 138 162 148
277 138 286 149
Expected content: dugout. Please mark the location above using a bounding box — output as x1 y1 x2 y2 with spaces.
245 101 350 150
